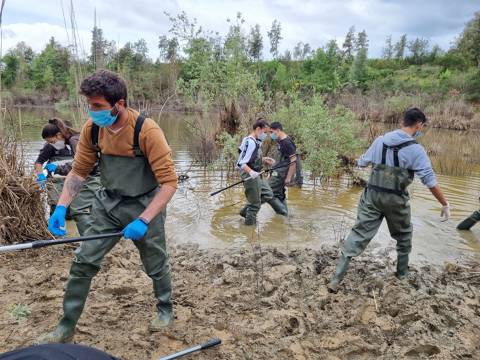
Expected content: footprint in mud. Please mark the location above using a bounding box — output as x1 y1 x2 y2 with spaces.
404 344 441 357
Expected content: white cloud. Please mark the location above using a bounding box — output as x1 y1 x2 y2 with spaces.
0 0 477 58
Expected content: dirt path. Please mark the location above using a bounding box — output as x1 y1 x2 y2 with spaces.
0 241 479 359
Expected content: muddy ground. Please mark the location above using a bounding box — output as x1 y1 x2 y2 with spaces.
0 240 479 360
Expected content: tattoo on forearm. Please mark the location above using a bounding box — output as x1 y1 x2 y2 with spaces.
65 175 84 198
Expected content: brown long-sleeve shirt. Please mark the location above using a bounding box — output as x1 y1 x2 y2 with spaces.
72 108 177 189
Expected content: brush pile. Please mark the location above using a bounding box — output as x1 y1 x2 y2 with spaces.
0 132 49 244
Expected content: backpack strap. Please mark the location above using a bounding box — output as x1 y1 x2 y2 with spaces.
133 112 147 156
91 123 100 148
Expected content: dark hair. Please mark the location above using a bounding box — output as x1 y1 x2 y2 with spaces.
252 118 269 130
41 118 79 140
403 107 427 127
80 70 128 106
270 121 283 131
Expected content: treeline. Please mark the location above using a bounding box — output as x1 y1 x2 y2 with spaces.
2 11 479 107
2 11 480 177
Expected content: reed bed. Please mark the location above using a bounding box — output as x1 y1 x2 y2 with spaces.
0 131 49 244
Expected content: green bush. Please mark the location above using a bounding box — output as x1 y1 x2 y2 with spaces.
273 96 361 179
465 70 480 103
218 131 242 172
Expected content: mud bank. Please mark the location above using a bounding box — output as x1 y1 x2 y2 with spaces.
0 242 479 359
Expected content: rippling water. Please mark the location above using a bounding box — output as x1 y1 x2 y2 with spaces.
13 108 480 265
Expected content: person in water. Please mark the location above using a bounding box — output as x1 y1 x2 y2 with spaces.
328 107 450 293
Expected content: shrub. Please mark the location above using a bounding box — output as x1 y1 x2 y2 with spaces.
273 96 362 180
465 70 480 103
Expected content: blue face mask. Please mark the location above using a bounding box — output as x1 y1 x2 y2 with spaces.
258 132 267 141
89 108 118 128
413 130 423 138
270 133 278 141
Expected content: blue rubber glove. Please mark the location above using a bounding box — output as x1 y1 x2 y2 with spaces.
36 173 47 189
44 163 58 173
48 205 67 236
123 218 148 241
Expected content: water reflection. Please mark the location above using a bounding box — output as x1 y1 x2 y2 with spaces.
8 108 480 265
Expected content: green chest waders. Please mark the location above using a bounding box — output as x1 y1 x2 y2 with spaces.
36 114 172 344
328 140 418 292
268 147 289 201
47 152 74 215
367 140 417 196
240 141 264 224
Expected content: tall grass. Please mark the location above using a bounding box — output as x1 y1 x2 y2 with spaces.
0 114 50 243
421 129 480 176
333 90 480 130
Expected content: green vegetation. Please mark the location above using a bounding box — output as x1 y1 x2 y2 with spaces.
1 11 480 179
273 96 362 178
9 303 31 322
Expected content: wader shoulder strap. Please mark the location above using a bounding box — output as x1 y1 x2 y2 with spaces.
237 138 249 166
381 140 418 167
237 136 258 167
381 144 388 165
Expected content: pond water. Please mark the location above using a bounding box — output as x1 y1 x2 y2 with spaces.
11 107 480 266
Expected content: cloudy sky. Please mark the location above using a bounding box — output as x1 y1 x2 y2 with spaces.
1 0 478 59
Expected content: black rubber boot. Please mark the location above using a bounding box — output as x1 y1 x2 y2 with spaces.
327 254 351 293
239 206 247 218
35 262 96 344
149 272 173 331
396 254 409 280
457 211 480 230
267 197 288 216
244 216 257 226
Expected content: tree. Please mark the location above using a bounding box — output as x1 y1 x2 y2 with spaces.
465 69 480 102
293 42 312 60
394 34 407 59
281 49 292 61
355 30 368 52
325 40 340 60
42 65 55 91
133 39 149 60
30 37 70 90
350 31 368 87
159 35 179 63
267 19 282 59
408 37 429 64
456 11 480 67
350 47 368 86
428 44 443 62
247 24 263 61
1 42 34 88
382 35 393 59
342 26 355 61
224 12 247 60
300 47 343 93
2 53 19 88
90 26 109 69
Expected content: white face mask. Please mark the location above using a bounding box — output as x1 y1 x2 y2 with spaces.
51 140 65 150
